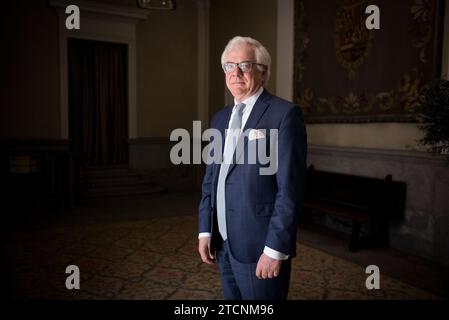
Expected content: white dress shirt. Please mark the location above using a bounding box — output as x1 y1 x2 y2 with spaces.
199 87 289 261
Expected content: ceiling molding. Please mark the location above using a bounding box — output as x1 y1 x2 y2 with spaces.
49 0 149 22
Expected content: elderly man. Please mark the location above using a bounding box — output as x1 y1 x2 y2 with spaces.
198 36 307 300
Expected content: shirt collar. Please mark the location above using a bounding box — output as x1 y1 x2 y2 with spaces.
233 86 264 110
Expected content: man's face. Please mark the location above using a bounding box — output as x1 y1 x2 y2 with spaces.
224 44 265 102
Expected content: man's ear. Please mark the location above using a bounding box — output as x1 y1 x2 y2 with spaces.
261 70 267 84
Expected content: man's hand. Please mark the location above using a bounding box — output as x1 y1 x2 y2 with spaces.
198 237 216 265
256 253 282 279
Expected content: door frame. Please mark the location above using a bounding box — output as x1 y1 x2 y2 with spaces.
51 0 148 142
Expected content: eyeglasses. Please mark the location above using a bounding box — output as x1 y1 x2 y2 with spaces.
222 61 266 73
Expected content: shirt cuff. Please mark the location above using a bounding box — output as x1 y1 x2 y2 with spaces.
264 246 289 260
198 232 211 239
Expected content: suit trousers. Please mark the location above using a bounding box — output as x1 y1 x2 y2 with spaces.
217 239 291 300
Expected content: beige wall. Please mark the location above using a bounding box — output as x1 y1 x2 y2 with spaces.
136 0 199 137
206 0 426 152
307 123 425 151
0 0 60 139
208 0 278 118
0 0 199 140
57 0 200 139
1 0 438 150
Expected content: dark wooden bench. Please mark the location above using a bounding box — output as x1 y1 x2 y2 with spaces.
302 165 407 251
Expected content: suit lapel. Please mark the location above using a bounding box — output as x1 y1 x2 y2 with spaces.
218 106 233 153
211 105 233 193
242 89 271 133
228 89 271 175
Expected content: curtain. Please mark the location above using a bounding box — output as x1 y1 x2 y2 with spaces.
68 38 128 165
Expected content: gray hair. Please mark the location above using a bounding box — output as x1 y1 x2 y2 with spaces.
221 36 271 85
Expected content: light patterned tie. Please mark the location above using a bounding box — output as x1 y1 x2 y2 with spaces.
216 103 245 240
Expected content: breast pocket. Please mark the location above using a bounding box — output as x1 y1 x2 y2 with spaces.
247 137 269 165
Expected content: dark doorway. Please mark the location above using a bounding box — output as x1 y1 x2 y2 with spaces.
68 38 128 166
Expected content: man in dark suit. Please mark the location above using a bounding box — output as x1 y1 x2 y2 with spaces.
198 36 307 300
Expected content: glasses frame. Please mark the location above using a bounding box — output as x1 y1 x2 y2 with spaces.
222 61 266 73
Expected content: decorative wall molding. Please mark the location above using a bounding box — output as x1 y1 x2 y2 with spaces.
127 136 202 191
49 0 149 140
128 137 174 145
308 144 448 166
0 139 71 151
129 138 174 169
307 144 449 267
50 0 148 21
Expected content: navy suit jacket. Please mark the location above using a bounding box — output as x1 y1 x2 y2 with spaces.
198 89 307 263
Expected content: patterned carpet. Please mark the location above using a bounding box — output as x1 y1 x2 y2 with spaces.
3 215 441 300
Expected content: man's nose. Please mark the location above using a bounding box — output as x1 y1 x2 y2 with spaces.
231 65 243 76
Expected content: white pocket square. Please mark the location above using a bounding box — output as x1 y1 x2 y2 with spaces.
248 129 265 141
